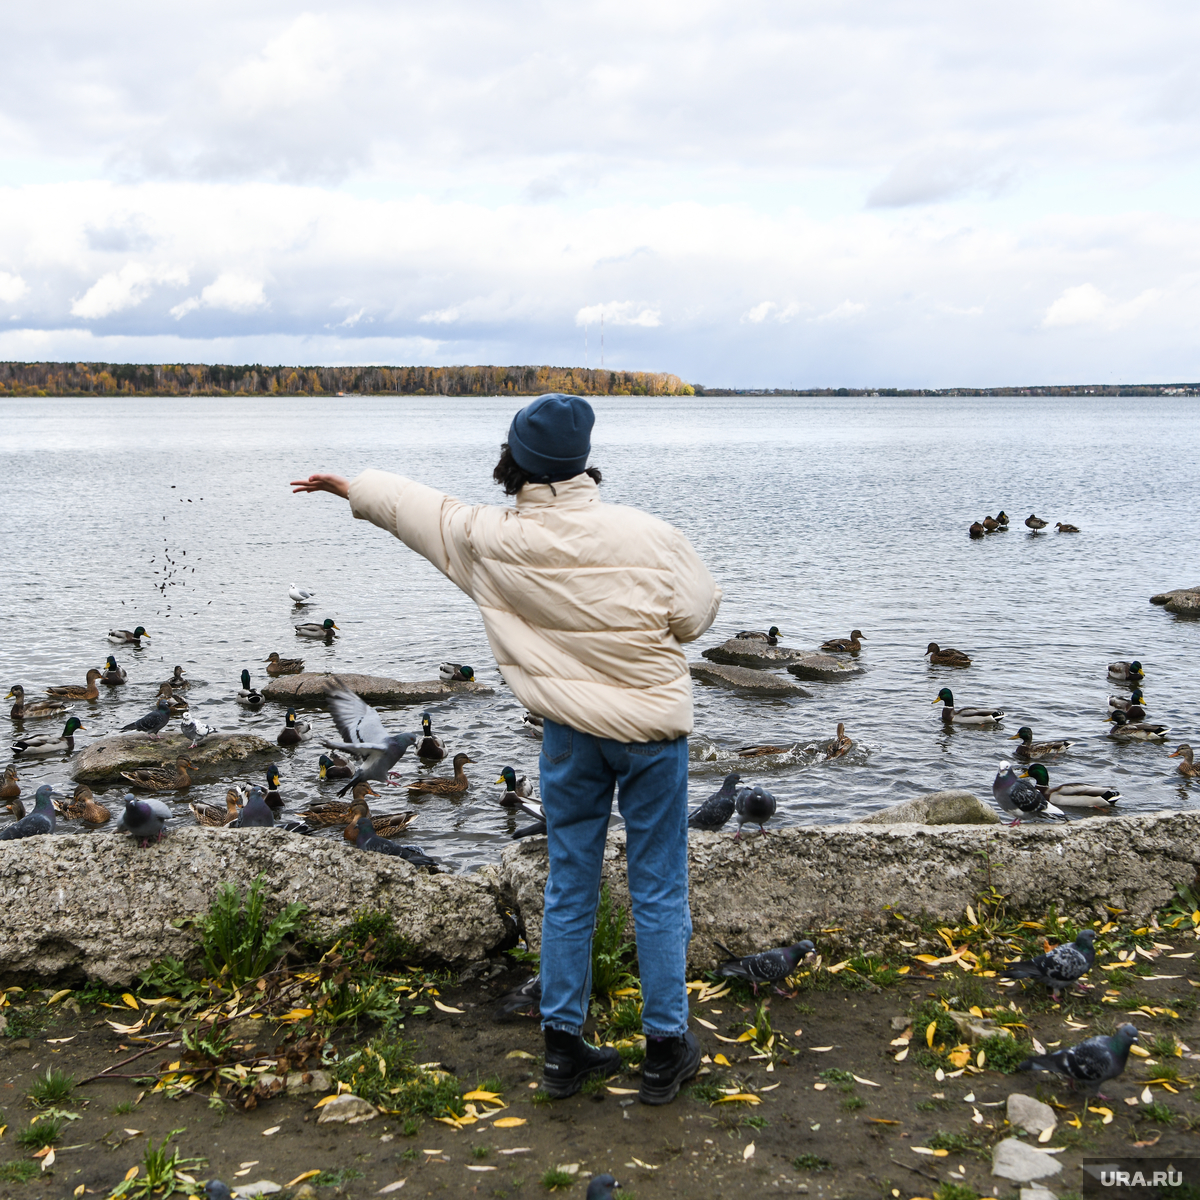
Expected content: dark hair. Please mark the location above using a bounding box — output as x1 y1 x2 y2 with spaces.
493 443 602 497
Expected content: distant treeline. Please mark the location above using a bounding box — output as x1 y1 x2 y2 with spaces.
0 362 694 398
694 384 1199 396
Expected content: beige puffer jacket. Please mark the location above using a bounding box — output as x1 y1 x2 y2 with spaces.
348 469 722 743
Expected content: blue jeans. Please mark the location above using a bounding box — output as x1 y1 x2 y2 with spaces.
538 719 691 1038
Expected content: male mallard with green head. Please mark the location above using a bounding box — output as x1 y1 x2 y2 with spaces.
1010 726 1075 760
277 709 312 746
295 618 338 639
416 712 446 764
100 655 127 685
13 716 85 756
496 765 534 806
932 689 1004 725
108 625 150 644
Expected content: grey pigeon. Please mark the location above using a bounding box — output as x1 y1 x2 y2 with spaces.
320 677 417 796
354 816 438 868
734 784 776 837
180 713 218 748
992 760 1064 825
117 793 171 845
494 973 541 1019
1018 1023 1138 1097
586 1175 620 1200
1001 929 1096 996
688 772 740 831
0 784 58 839
121 697 172 739
204 1183 233 1200
235 786 275 828
716 938 815 989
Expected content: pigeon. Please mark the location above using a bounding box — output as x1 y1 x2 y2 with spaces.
494 973 542 1019
734 784 776 837
586 1175 620 1200
180 713 218 749
1018 1023 1138 1097
235 786 275 828
439 662 475 683
289 584 316 604
121 697 172 739
320 677 417 796
687 772 741 830
1001 929 1096 995
354 817 438 868
992 761 1065 825
204 1182 233 1200
0 784 59 839
715 939 815 989
117 794 172 845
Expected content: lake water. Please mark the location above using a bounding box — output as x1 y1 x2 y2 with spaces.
1 393 1197 871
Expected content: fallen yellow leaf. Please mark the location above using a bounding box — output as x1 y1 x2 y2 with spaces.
462 1090 502 1102
47 989 72 1005
493 1118 527 1128
312 1095 341 1108
713 1054 732 1067
286 1171 321 1186
694 1017 717 1030
926 1021 937 1048
714 1093 761 1104
121 992 139 1010
434 1000 464 1014
124 1167 140 1181
280 1008 314 1021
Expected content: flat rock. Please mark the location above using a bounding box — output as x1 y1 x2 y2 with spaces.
1007 1093 1057 1136
1149 586 1200 616
689 661 813 697
71 732 276 784
701 638 808 668
992 1138 1062 1183
786 654 866 681
287 1068 332 1095
948 1010 1012 1044
316 1093 378 1124
860 790 1000 826
234 1183 282 1198
1150 585 1200 605
262 671 494 706
1020 1188 1058 1200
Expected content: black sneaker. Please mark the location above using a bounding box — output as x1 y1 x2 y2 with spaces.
541 1028 622 1098
638 1029 701 1105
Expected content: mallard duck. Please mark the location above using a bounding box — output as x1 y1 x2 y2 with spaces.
6 684 70 721
1010 725 1075 759
1021 763 1119 809
13 716 85 757
407 752 474 797
1055 522 1080 533
45 669 102 701
295 618 338 639
190 789 242 827
342 797 416 842
156 682 189 714
1108 689 1147 719
736 626 781 644
521 712 544 738
0 764 19 801
237 668 265 708
982 515 999 533
1025 514 1048 532
969 521 986 538
100 655 127 685
161 665 190 690
265 652 305 676
300 781 381 825
996 510 1010 527
54 784 112 825
932 689 1004 725
820 629 863 653
735 742 800 758
289 584 316 604
277 708 312 746
1169 744 1200 778
6 796 25 819
821 722 853 760
924 642 972 667
1108 660 1144 683
264 762 285 809
416 712 446 764
439 662 475 683
1108 710 1169 742
121 755 194 792
318 752 353 780
108 625 150 644
495 765 534 807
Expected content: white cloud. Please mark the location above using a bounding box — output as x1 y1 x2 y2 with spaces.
70 263 188 319
1042 283 1160 330
813 301 866 323
419 306 462 325
218 15 343 117
0 271 28 305
171 272 266 319
743 301 802 324
575 301 661 327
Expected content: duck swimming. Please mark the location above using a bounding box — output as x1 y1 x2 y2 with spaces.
1108 710 1169 742
318 752 353 780
108 625 150 644
416 712 446 764
6 685 69 721
1169 744 1199 777
100 655 127 685
932 688 1004 726
1108 660 1144 683
190 789 242 827
1055 522 1080 533
237 669 265 708
496 765 534 807
924 642 972 667
161 665 190 690
821 722 853 760
1021 763 1119 809
277 709 313 746
1010 726 1075 759
300 780 381 825
295 618 338 639
46 669 102 701
55 784 112 825
13 716 85 757
407 752 474 797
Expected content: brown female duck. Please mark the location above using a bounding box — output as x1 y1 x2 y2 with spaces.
0 764 19 802
6 685 69 721
190 789 243 827
299 781 381 826
54 784 111 825
265 652 305 676
924 642 972 667
46 669 103 701
407 752 474 797
822 722 853 760
820 630 864 654
342 797 417 842
1169 744 1199 777
120 756 194 792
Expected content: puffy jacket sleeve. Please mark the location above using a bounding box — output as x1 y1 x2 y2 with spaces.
667 531 722 644
347 468 479 596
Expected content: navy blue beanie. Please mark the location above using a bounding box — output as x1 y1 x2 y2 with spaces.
507 393 595 481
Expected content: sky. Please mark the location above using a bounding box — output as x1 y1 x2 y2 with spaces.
1 1 1198 387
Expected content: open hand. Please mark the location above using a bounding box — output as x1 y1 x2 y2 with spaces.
290 473 350 498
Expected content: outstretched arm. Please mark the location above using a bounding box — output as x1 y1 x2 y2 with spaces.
290 474 350 499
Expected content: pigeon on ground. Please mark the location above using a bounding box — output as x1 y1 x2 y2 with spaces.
715 938 815 988
0 784 59 839
992 761 1065 824
688 772 741 831
121 697 172 739
235 786 275 828
321 677 417 796
117 794 172 845
1001 929 1096 996
180 713 218 749
1018 1023 1138 1097
353 816 438 868
289 584 316 604
494 973 542 1019
586 1175 620 1200
204 1182 233 1200
734 784 776 837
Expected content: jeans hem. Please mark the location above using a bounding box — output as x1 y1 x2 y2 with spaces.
643 1025 689 1039
541 1020 582 1037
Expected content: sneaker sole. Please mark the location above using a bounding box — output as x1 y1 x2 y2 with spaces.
637 1041 702 1105
541 1058 622 1099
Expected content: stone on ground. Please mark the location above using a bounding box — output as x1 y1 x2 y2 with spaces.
316 1093 378 1124
71 732 275 783
261 671 493 705
860 789 999 826
1020 1187 1058 1200
1007 1093 1057 1136
992 1138 1063 1183
689 661 813 696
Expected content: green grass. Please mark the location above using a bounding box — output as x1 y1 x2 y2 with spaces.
530 1090 554 1107
1143 1101 1174 1124
112 1100 138 1115
196 875 307 985
592 884 635 997
935 1184 981 1200
15 1117 63 1149
471 1144 490 1160
334 909 419 970
927 1130 986 1156
791 1154 830 1171
313 1168 366 1186
1148 1032 1180 1057
818 1068 854 1083
580 1074 608 1096
839 1094 866 1111
687 1080 726 1102
108 1128 207 1199
917 1097 951 1112
0 1161 39 1183
542 1168 576 1190
600 996 643 1039
977 1033 1033 1073
400 1146 419 1161
27 1067 74 1107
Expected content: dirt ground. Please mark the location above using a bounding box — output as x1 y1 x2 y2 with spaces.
1 921 1198 1200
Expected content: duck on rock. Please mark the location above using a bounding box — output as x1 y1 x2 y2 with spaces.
121 756 194 792
736 626 781 644
264 653 304 676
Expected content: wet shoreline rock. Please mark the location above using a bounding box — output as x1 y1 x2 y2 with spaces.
1150 586 1200 616
261 671 495 706
860 789 999 826
689 661 813 697
71 732 276 784
786 654 866 681
701 638 808 668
